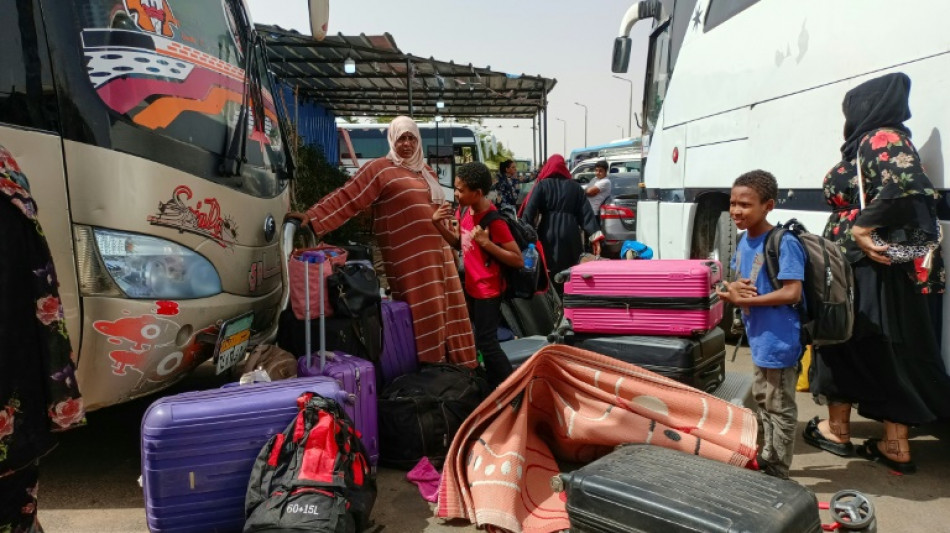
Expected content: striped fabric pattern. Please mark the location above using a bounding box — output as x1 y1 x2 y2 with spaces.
306 158 477 367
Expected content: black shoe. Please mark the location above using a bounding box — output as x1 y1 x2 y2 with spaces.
803 416 854 457
856 438 917 474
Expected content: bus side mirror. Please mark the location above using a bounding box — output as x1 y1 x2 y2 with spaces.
309 0 329 41
612 37 632 73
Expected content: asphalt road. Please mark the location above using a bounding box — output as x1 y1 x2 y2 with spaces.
37 344 950 532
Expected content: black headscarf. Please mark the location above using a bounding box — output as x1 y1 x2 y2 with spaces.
840 72 912 160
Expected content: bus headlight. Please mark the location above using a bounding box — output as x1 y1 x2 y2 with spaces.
92 229 222 299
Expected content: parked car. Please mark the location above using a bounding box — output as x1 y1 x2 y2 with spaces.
576 171 641 257
570 154 642 177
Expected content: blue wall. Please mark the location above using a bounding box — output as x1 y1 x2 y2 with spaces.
280 84 339 165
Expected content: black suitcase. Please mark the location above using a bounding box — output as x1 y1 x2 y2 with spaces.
570 328 726 392
500 294 557 337
499 335 550 368
276 305 383 363
557 444 821 533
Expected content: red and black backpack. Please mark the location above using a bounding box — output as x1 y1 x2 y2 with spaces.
244 392 376 533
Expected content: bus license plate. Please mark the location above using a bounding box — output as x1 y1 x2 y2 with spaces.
214 312 254 374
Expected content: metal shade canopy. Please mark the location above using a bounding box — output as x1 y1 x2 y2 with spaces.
258 25 557 119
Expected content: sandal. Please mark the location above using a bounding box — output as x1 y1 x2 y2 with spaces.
856 438 917 474
803 416 854 457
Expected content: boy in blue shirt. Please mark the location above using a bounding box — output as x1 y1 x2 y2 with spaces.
717 170 806 480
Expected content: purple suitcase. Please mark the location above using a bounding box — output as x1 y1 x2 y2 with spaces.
379 298 417 384
297 352 379 469
563 259 724 336
295 253 380 470
141 376 348 533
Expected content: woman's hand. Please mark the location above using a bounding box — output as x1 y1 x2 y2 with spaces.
285 211 310 229
432 202 453 226
852 224 891 265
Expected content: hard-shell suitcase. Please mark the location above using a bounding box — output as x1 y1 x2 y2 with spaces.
557 444 821 533
711 371 755 410
500 293 558 337
295 252 380 470
379 298 417 385
500 335 550 368
562 259 723 336
298 352 379 470
571 328 726 392
141 376 348 533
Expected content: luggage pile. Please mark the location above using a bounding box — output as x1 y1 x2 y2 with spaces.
141 222 490 532
502 259 743 399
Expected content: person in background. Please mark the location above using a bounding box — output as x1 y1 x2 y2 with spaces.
520 154 603 293
805 72 950 474
489 159 522 211
433 162 522 388
0 145 85 532
287 116 478 368
716 170 806 480
584 160 612 215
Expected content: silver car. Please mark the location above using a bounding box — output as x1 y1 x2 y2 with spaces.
576 171 641 257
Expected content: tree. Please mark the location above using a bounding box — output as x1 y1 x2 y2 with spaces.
290 144 372 246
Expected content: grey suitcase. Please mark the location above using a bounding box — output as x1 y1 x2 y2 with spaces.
499 336 550 368
557 444 821 533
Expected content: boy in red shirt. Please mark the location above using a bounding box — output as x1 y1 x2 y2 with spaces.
433 162 523 387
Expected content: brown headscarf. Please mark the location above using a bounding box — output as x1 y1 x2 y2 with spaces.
386 116 444 204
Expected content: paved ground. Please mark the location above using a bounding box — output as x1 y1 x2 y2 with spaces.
37 343 950 532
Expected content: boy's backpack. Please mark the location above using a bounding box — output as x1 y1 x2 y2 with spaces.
466 205 550 298
244 392 376 533
762 219 854 346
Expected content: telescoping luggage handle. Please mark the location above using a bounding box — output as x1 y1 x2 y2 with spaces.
283 216 328 372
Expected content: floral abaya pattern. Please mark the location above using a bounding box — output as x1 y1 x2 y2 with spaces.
0 144 85 530
822 128 945 294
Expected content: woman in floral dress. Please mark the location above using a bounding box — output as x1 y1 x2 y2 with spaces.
0 145 85 531
804 73 950 474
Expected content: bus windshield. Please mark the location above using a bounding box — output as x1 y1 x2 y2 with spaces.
72 0 287 197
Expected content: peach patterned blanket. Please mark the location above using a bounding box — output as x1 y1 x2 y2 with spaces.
436 344 758 533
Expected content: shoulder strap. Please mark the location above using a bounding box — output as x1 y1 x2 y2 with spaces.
763 226 784 291
477 208 502 230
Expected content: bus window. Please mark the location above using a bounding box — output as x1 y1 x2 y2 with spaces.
644 21 671 135
0 0 58 131
704 0 760 32
456 146 475 165
343 128 388 160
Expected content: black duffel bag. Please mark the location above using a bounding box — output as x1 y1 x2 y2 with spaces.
378 363 489 470
327 262 381 318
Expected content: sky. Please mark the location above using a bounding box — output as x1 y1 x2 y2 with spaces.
247 0 652 165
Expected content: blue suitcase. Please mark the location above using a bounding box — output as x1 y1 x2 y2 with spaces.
141 376 348 533
379 298 417 384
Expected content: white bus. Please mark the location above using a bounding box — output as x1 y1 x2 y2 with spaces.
1 0 327 409
339 122 486 198
613 0 950 363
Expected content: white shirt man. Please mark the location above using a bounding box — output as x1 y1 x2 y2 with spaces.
585 163 612 215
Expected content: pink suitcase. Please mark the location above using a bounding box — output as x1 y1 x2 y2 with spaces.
562 259 723 336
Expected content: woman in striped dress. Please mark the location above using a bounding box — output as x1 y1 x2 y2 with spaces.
289 117 477 367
